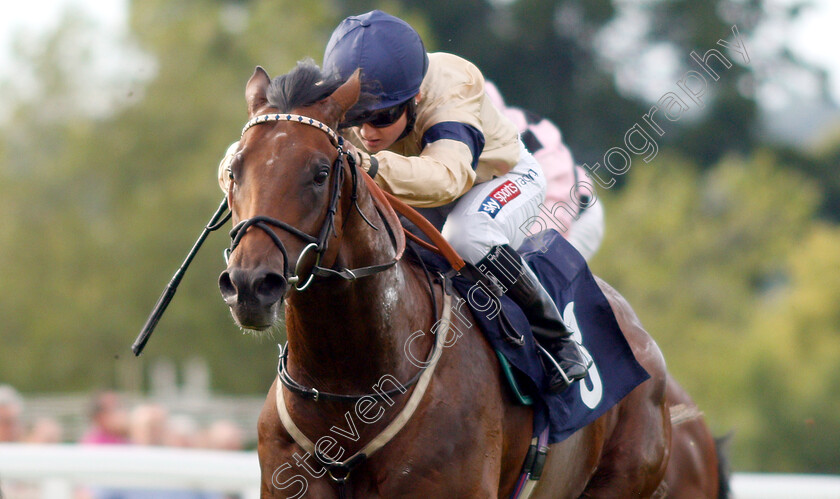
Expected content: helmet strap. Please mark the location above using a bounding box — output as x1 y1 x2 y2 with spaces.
396 98 418 142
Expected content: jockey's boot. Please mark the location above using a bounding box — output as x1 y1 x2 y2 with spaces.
476 245 592 394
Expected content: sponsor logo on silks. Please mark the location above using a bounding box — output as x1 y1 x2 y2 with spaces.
478 180 521 218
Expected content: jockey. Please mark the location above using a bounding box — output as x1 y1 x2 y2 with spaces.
321 10 591 393
483 82 605 261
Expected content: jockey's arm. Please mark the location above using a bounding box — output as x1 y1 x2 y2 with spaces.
356 138 477 208
219 131 479 209
350 53 502 208
221 132 478 210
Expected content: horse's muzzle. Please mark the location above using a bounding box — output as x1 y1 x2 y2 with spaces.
218 266 287 329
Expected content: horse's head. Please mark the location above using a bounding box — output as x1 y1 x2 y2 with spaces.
218 62 361 330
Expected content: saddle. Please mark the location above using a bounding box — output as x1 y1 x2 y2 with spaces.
365 172 649 446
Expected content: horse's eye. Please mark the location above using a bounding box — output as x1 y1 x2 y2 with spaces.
226 153 242 184
314 169 329 185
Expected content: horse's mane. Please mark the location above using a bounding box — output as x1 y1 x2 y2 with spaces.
267 59 340 112
267 58 376 126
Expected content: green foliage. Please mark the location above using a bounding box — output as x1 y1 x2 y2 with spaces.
737 224 840 472
1 0 839 474
772 130 840 221
0 0 342 394
392 0 763 162
592 151 840 472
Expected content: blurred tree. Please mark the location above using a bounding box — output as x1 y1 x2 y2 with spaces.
362 0 836 206
772 128 840 221
737 224 840 473
591 150 838 472
0 0 339 394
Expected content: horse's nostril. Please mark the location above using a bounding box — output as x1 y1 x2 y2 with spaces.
220 268 285 310
256 272 287 306
219 271 237 304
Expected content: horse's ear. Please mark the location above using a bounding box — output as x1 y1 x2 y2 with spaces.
246 66 271 117
328 69 361 118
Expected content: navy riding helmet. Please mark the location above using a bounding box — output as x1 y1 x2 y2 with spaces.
323 10 429 112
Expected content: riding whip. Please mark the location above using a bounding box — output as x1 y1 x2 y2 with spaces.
132 196 230 356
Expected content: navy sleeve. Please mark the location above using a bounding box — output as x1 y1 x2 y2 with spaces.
421 122 486 170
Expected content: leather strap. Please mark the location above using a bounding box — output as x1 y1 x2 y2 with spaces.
275 292 452 467
383 189 466 271
360 173 465 271
359 171 406 265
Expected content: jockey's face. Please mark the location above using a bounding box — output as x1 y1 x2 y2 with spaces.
358 109 408 153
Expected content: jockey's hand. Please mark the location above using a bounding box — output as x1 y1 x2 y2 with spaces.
342 141 378 178
343 140 361 164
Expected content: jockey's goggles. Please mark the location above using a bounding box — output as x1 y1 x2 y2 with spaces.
349 99 411 128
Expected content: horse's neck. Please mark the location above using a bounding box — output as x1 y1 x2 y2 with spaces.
284 193 434 394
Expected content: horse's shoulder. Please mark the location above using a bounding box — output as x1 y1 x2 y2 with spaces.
592 275 667 392
592 276 643 335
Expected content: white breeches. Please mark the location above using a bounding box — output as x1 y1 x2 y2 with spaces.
441 145 547 264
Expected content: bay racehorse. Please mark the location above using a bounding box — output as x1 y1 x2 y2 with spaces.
219 61 678 498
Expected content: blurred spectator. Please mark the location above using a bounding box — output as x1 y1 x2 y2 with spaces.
129 403 168 446
203 420 244 451
164 414 200 448
0 386 40 498
87 406 225 499
0 384 24 442
81 391 129 445
485 82 605 261
24 416 64 443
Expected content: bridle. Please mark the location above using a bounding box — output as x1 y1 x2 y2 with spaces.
231 114 453 497
226 113 401 291
129 111 414 357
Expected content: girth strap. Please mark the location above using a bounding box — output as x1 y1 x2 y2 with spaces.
509 427 550 498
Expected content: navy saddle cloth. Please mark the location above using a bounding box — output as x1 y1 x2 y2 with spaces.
415 229 649 444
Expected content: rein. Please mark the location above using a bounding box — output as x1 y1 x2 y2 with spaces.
232 112 434 406
227 113 405 291
134 113 462 356
239 113 455 497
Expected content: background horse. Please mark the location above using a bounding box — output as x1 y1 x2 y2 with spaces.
219 62 671 497
664 375 731 498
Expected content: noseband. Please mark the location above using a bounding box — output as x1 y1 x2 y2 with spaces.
226 113 399 291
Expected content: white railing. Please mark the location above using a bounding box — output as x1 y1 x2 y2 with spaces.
2 444 839 498
0 444 260 498
729 472 840 499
